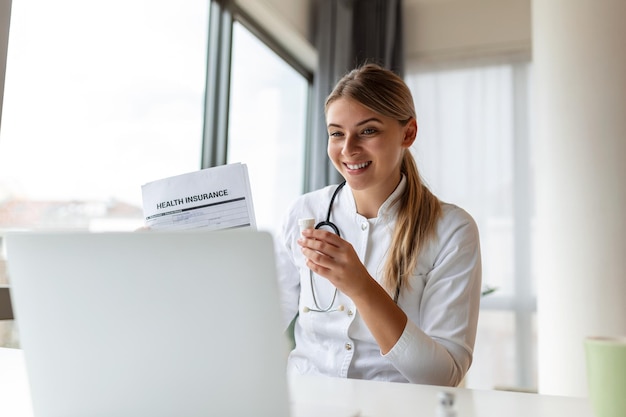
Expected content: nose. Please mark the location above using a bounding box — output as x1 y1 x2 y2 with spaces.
342 133 359 156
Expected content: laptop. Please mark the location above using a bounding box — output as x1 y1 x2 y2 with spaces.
5 229 291 417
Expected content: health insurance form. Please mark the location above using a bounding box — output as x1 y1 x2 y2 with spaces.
141 163 256 231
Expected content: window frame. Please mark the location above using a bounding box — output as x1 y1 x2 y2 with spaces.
202 0 314 183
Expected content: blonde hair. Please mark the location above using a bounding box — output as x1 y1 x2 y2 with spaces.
325 63 442 297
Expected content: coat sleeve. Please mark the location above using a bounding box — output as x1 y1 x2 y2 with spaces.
274 204 303 330
383 207 482 386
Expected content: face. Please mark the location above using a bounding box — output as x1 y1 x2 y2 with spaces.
326 97 417 202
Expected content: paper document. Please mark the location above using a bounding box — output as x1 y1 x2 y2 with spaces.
141 163 256 231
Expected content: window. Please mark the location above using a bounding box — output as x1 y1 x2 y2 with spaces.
405 61 536 390
0 0 209 232
227 22 309 236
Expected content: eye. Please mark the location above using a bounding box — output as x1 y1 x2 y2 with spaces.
328 130 344 138
362 127 377 135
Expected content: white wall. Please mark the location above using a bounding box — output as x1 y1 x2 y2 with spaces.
403 0 531 65
233 0 532 72
533 0 626 397
236 0 316 72
258 0 311 39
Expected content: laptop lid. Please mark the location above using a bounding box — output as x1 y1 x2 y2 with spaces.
6 230 290 417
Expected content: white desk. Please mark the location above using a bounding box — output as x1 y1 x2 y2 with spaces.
0 347 34 416
290 374 595 417
1 347 594 417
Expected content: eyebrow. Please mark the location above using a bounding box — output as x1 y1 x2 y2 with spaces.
327 117 384 129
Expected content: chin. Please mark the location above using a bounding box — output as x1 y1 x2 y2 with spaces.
343 177 368 191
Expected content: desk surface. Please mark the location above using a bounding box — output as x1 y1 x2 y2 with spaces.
1 347 594 417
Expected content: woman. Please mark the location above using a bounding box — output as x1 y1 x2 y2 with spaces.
275 63 482 386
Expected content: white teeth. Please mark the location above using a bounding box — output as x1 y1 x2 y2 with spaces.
346 162 370 170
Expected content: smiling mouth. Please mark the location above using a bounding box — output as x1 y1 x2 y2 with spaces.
345 161 371 170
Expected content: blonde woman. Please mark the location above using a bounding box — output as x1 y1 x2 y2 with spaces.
275 63 482 386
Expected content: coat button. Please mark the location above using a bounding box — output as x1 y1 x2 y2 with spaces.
361 222 368 231
345 343 352 351
347 309 354 316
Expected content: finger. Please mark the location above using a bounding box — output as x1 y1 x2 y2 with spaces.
301 245 334 266
305 258 332 276
300 237 341 260
301 228 342 246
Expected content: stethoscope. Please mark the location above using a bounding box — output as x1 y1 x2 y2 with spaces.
302 180 401 313
302 180 346 313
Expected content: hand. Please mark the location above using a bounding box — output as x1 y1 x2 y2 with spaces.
298 228 373 299
299 228 407 354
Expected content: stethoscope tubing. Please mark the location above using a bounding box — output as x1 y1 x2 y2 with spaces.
305 180 400 313
306 181 346 313
314 180 346 236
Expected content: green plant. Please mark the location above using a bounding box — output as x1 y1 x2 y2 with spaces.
481 285 498 297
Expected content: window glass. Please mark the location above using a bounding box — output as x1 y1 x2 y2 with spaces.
0 0 208 232
227 22 308 236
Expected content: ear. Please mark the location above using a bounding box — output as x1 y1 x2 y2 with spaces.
401 118 417 148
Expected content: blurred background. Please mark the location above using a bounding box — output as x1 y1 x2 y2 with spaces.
1 0 624 398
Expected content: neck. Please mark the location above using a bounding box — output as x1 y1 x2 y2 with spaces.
352 175 403 219
353 192 381 219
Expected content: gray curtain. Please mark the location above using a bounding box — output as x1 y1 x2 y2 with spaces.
307 0 404 191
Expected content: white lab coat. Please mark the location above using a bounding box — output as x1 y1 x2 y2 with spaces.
275 176 482 385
